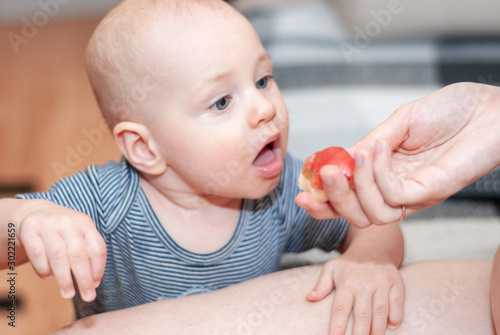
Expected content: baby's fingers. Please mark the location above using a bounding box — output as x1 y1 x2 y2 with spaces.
43 233 75 299
329 289 354 335
61 229 99 302
22 232 53 280
371 289 390 335
85 230 107 288
388 279 405 330
306 263 334 302
351 292 373 335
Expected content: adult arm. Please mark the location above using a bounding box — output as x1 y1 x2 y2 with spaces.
297 82 500 227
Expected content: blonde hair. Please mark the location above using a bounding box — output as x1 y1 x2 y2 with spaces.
85 0 228 129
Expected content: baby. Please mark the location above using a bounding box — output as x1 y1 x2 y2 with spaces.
0 0 405 333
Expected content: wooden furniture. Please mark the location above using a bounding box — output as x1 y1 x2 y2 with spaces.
0 19 120 335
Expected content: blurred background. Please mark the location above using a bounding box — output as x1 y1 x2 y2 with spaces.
1 0 499 334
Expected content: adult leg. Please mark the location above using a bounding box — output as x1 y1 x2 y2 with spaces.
52 259 494 335
391 259 494 335
492 245 500 334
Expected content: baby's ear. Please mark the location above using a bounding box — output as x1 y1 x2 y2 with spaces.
113 122 167 175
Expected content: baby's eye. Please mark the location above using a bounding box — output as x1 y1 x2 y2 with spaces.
256 76 271 89
210 96 231 111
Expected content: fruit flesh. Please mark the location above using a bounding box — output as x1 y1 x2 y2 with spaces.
301 147 354 191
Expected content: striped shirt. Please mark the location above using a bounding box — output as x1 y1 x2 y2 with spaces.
18 154 349 318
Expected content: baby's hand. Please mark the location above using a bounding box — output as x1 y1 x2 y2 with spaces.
18 200 106 302
307 257 404 335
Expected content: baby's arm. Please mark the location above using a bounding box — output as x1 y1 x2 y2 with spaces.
307 223 404 335
0 198 106 302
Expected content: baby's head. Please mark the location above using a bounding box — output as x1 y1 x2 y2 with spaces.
86 0 211 129
86 0 289 200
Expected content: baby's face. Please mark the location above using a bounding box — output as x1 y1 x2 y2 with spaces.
148 4 289 200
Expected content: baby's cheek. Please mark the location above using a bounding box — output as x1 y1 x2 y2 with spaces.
195 160 244 196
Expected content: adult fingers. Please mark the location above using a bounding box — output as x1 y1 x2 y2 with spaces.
320 165 372 228
353 147 408 225
372 139 427 208
295 192 339 220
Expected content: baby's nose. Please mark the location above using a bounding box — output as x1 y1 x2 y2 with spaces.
250 94 276 127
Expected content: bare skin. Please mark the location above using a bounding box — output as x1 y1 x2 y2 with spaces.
294 82 500 333
296 83 500 227
52 259 494 335
492 245 500 333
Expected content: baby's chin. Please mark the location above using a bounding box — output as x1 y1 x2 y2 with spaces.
244 176 282 200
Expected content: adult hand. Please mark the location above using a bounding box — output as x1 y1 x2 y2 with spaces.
297 82 500 227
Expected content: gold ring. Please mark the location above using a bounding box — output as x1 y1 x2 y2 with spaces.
397 205 406 223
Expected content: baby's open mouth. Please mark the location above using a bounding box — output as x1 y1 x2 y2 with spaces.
254 141 276 166
253 135 283 178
